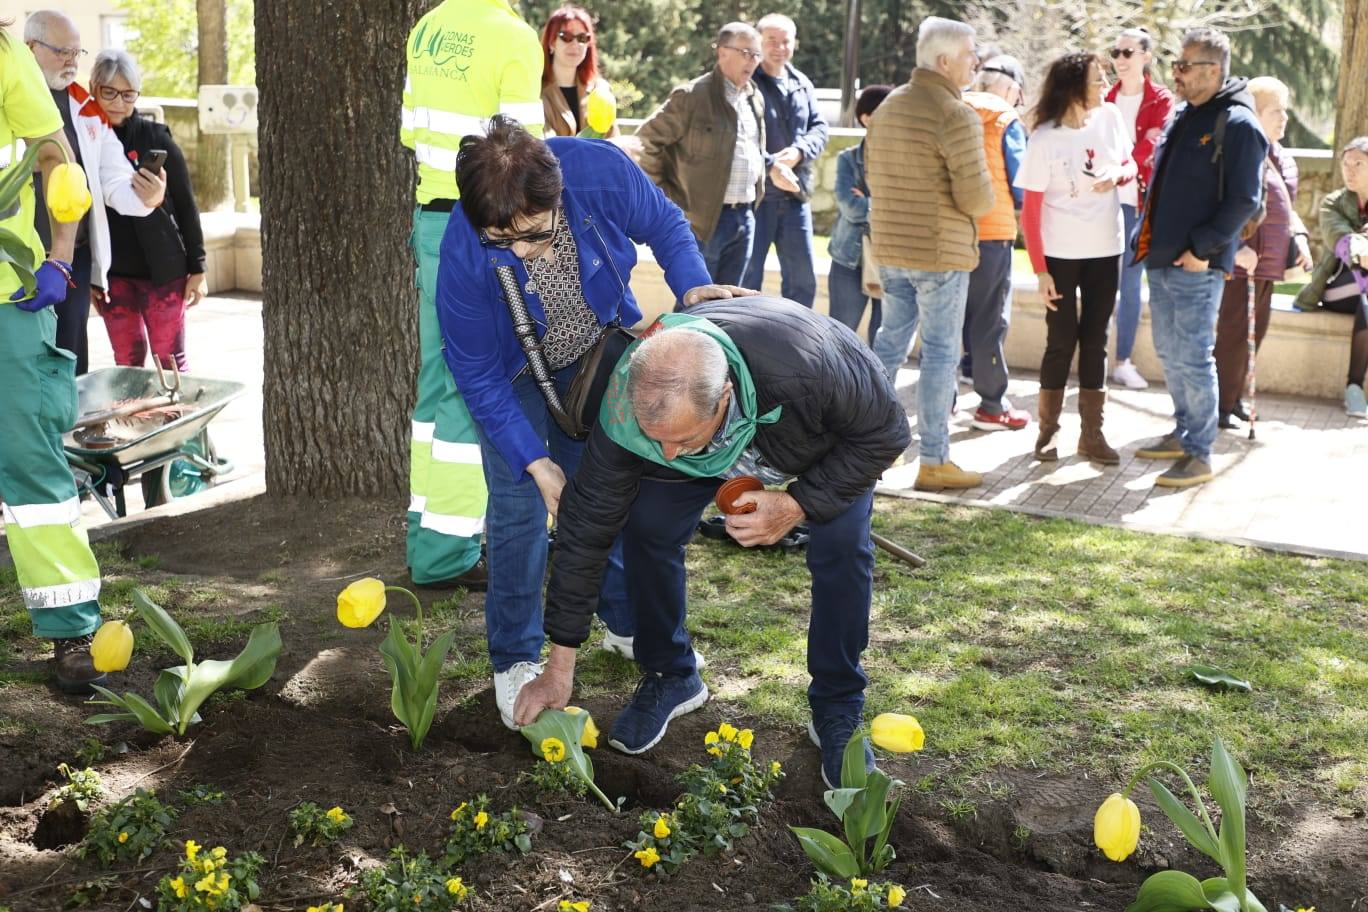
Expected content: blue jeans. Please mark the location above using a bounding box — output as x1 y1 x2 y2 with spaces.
827 259 881 344
741 194 817 307
1147 265 1224 461
625 477 874 718
699 205 755 287
872 267 969 464
1115 204 1146 360
474 366 632 672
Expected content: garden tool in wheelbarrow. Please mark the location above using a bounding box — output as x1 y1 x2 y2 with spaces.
697 476 927 567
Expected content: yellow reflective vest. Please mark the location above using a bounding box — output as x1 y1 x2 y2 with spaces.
401 0 545 204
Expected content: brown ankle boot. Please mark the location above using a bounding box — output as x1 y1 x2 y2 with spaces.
1034 388 1065 460
1077 388 1120 465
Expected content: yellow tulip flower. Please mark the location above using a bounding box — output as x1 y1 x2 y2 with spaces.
541 737 567 763
1093 792 1141 862
337 578 387 628
46 161 92 223
90 620 134 672
565 706 599 749
887 884 906 907
653 815 671 839
634 846 660 868
584 87 616 135
870 713 925 753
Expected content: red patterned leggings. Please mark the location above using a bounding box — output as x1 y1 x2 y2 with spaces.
99 275 189 372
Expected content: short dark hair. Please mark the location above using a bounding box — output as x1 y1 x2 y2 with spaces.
1183 27 1231 79
1031 52 1101 130
456 115 563 231
855 84 892 121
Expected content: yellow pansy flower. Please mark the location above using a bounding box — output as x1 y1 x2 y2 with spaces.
326 806 348 825
737 728 754 750
1093 792 1141 862
717 783 727 795
450 802 468 820
717 722 738 742
653 815 671 839
851 878 868 891
559 902 591 912
541 737 567 763
210 846 227 860
887 884 907 907
169 876 188 899
870 713 925 753
337 577 387 628
770 760 782 776
474 810 489 830
184 839 200 860
413 894 423 905
117 831 129 843
446 876 467 898
634 846 660 868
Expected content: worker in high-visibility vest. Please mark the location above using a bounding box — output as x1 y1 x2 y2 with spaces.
401 0 545 589
0 26 108 693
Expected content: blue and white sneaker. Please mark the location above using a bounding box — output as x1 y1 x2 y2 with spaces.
808 715 876 790
599 631 706 669
608 671 709 755
1346 383 1368 419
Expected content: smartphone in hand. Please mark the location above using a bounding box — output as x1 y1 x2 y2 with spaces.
140 148 167 176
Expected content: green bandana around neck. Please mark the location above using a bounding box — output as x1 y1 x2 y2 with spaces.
599 313 781 477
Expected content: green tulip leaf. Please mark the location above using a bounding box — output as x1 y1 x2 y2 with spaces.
85 685 175 735
1149 777 1223 865
1125 870 1213 912
856 770 894 841
1187 665 1252 692
840 732 870 789
1198 878 1243 912
843 788 870 870
1208 738 1248 904
133 590 195 665
170 622 281 735
520 709 617 812
790 826 860 880
153 670 185 727
870 792 901 871
823 786 862 822
0 229 38 293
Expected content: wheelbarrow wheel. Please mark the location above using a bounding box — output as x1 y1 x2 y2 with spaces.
140 459 209 508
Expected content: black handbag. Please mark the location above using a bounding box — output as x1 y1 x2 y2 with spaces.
493 264 635 441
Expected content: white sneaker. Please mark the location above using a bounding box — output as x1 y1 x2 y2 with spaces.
493 661 543 731
599 631 706 670
1112 359 1149 390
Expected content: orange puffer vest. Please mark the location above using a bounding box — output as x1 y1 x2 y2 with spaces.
963 91 1019 242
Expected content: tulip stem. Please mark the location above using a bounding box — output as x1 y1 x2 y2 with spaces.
386 586 425 646
1123 761 1219 845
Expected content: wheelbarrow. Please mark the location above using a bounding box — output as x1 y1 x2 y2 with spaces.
62 364 245 519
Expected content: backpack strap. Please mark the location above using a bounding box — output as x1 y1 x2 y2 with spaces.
1211 108 1230 203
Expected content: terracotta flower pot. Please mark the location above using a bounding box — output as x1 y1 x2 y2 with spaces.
715 476 763 515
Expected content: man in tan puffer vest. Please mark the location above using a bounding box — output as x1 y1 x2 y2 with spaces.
866 16 994 493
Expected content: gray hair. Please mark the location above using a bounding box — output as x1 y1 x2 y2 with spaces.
628 329 729 425
1182 27 1231 80
91 48 142 91
24 9 74 43
756 13 796 38
716 21 760 49
973 68 1013 94
1342 136 1368 159
915 16 974 70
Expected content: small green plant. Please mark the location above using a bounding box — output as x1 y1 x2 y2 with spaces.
772 875 908 911
78 789 177 866
1095 737 1266 912
354 848 470 911
87 590 281 736
66 876 119 907
626 722 784 875
74 738 106 766
790 714 924 879
155 840 263 911
49 763 104 811
519 708 616 811
522 754 589 799
335 578 455 750
177 784 226 806
289 802 354 847
443 795 532 867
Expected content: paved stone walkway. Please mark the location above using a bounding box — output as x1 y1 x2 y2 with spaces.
878 365 1368 559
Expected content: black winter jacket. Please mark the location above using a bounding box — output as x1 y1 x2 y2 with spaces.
108 112 206 285
544 297 910 649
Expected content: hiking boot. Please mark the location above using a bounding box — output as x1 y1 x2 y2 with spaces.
608 671 708 755
1347 384 1368 419
1154 455 1213 488
808 715 876 790
1034 388 1065 460
53 634 106 695
493 661 543 731
971 407 1030 431
1135 433 1184 459
1077 388 1119 465
410 554 489 592
600 631 706 670
1112 359 1149 390
913 461 983 492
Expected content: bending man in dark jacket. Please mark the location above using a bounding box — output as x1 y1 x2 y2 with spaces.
513 298 911 790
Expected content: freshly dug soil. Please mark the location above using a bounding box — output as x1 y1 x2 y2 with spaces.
1 496 1362 911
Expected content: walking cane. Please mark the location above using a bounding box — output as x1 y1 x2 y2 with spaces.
1246 276 1257 440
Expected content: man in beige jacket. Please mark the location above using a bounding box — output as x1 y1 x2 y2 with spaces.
866 17 993 493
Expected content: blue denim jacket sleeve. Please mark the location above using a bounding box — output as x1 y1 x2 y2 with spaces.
1002 119 1027 209
791 73 829 164
833 148 869 224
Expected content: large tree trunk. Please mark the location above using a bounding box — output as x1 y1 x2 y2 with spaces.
196 0 232 209
256 1 422 495
1337 0 1368 145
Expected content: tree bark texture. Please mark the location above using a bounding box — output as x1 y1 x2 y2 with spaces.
1337 0 1368 146
257 0 424 495
196 0 232 208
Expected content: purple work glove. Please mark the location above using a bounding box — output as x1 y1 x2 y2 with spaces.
10 259 72 312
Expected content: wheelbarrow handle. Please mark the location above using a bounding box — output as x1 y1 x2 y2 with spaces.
871 531 927 568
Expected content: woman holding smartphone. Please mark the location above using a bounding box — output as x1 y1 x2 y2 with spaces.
90 49 205 371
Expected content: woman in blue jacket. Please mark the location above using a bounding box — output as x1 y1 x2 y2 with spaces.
826 85 890 344
436 115 745 730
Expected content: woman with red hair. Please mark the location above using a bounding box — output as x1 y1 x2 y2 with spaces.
539 6 617 137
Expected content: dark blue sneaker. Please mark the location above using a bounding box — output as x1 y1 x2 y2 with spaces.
608 671 709 755
808 715 876 790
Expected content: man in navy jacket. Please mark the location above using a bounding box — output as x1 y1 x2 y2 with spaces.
1131 27 1267 487
739 12 829 307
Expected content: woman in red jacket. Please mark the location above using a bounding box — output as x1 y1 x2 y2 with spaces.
1105 28 1173 390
